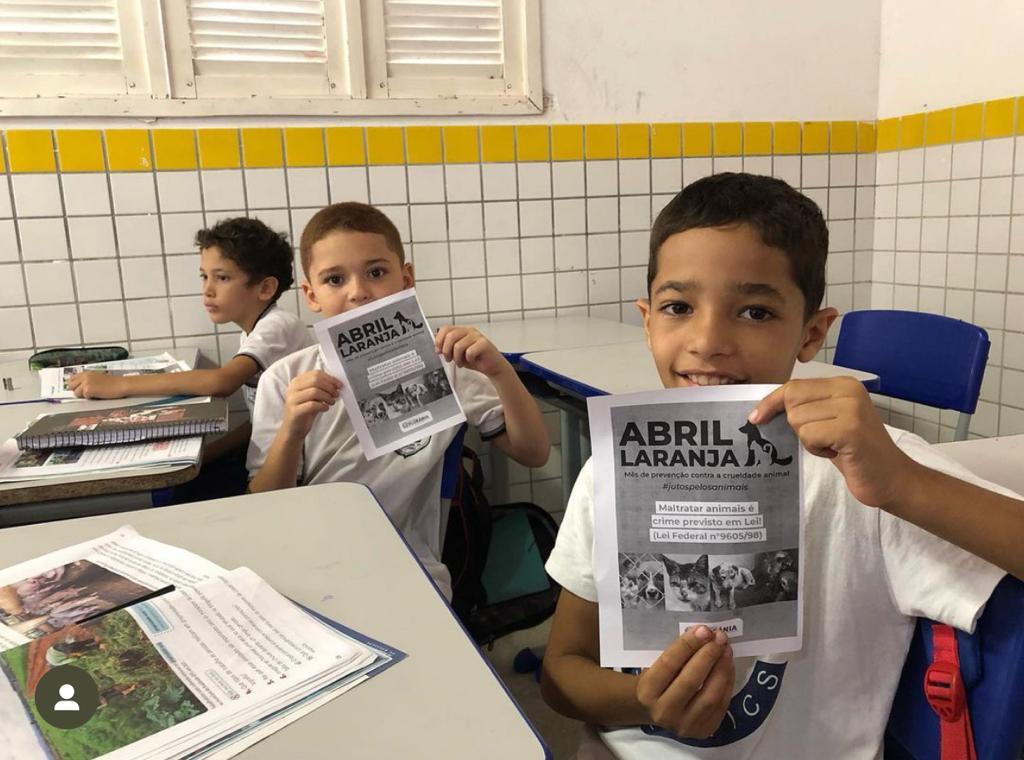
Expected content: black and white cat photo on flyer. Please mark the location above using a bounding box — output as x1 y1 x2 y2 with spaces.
314 288 466 459
589 385 804 668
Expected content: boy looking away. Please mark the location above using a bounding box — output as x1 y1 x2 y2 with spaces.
69 217 311 463
541 173 1021 758
247 202 550 598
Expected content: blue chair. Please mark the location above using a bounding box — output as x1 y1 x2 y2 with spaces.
833 310 990 441
885 576 1024 760
439 423 469 546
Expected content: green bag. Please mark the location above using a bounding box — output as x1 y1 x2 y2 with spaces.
29 346 129 371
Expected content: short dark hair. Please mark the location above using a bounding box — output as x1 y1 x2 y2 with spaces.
195 217 294 302
299 202 404 278
648 173 829 318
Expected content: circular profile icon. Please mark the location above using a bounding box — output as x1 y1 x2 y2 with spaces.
35 664 100 730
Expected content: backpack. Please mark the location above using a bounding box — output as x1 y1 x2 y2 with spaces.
441 447 560 645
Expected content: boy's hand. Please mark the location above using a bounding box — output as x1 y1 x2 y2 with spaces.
636 626 734 739
68 371 125 399
750 377 915 509
282 370 342 440
434 325 509 378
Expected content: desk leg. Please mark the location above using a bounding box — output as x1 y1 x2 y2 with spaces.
561 410 583 505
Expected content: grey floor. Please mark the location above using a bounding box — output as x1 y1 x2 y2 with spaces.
483 619 584 760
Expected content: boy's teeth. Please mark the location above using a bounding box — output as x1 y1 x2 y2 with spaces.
688 374 734 386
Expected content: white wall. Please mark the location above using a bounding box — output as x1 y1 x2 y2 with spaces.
542 0 881 123
878 0 1024 117
0 0 882 129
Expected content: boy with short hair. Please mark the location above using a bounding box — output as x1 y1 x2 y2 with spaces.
69 217 312 486
247 202 550 598
541 173 1021 758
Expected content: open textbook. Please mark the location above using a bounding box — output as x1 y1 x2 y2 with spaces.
588 385 804 668
314 287 465 459
39 354 191 401
0 527 402 760
0 437 202 483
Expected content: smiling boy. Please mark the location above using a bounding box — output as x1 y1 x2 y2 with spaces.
247 202 549 598
541 173 1018 759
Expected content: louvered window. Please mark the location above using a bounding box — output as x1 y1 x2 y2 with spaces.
362 0 533 100
0 0 145 96
384 0 502 78
163 0 345 96
0 0 540 115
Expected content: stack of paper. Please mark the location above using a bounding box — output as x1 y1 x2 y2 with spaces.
39 353 192 401
0 527 402 760
0 437 203 483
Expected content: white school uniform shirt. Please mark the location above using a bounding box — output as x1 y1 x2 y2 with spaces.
236 303 312 416
246 344 506 598
546 427 1011 760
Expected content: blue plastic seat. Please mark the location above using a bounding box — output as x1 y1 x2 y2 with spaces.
885 576 1024 759
833 310 990 440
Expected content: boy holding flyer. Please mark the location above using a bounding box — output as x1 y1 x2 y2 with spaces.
541 173 1023 758
247 202 549 598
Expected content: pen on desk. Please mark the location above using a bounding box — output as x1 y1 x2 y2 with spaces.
75 584 177 625
0 397 60 406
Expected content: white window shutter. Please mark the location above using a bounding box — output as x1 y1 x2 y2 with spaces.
165 0 348 98
384 0 502 79
363 0 535 101
0 0 141 96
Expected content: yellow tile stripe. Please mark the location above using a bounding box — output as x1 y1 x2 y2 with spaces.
5 100 1024 179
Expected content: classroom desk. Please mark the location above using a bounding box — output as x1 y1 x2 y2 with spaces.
0 483 551 759
521 341 881 503
482 315 645 364
0 347 201 520
936 434 1024 496
477 316 644 501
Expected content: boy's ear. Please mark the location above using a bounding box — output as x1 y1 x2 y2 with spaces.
402 262 415 289
301 280 322 313
796 307 839 362
256 276 278 303
635 297 653 350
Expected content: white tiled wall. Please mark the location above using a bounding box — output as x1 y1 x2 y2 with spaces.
869 137 1024 441
0 140 944 515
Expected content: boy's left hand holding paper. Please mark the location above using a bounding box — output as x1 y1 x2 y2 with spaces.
749 376 917 510
434 325 510 378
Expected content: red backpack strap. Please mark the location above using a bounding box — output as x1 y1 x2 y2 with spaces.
925 623 976 760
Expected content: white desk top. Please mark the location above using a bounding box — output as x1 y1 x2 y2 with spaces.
0 347 202 504
480 316 645 360
520 340 879 397
935 435 1024 496
0 484 549 759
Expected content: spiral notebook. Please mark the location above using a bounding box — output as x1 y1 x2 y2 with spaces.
14 398 228 450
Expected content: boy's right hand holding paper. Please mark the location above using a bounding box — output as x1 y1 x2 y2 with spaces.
282 370 342 439
637 625 735 739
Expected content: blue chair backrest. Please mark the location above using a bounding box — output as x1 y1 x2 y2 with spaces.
440 424 468 500
833 310 989 414
886 576 1024 759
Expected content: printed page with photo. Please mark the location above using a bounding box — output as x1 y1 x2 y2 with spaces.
0 568 381 760
314 288 466 459
589 386 804 668
39 353 191 400
0 437 202 482
0 526 226 652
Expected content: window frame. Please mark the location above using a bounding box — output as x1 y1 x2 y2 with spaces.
0 0 541 117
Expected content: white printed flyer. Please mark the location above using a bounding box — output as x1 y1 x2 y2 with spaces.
589 385 803 668
313 288 465 460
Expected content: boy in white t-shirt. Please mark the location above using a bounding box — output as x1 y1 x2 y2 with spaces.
69 217 312 497
541 173 1022 759
247 202 550 598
